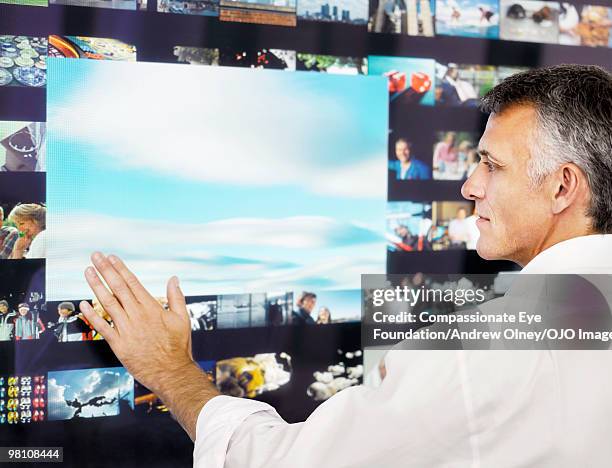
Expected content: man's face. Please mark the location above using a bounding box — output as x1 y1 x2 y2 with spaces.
0 304 7 314
456 208 467 220
18 307 29 316
461 104 553 266
395 141 411 163
58 307 72 318
301 296 316 313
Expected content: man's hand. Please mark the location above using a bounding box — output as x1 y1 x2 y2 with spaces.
79 252 220 441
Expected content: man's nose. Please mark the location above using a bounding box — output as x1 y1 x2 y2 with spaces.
461 165 485 201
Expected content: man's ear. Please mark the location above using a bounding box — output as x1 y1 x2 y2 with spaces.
551 163 588 215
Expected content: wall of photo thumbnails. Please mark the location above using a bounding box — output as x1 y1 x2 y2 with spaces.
0 0 610 464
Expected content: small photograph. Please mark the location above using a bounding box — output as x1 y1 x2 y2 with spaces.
435 0 499 39
48 36 137 61
216 293 266 328
0 375 47 424
296 54 367 74
292 289 361 324
219 48 296 69
0 36 47 88
388 134 432 180
265 291 293 326
0 262 45 341
173 47 220 65
157 0 218 15
187 296 217 331
47 367 134 421
216 353 292 398
306 349 362 401
298 0 368 25
432 131 479 180
435 62 495 107
559 3 612 47
368 55 436 107
134 361 215 415
0 0 47 6
220 0 296 26
387 201 433 252
386 200 478 251
43 301 96 342
500 0 560 44
432 200 479 249
8 302 45 340
435 63 529 106
368 0 434 35
0 203 46 260
0 122 45 172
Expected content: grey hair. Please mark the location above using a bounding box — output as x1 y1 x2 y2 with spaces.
480 64 612 233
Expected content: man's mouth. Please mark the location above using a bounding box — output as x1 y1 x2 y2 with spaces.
476 213 491 227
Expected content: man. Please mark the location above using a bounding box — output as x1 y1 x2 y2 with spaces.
291 291 317 325
13 303 45 340
80 65 612 467
447 206 471 248
47 302 89 342
388 138 431 180
437 64 479 107
0 207 19 260
0 300 16 341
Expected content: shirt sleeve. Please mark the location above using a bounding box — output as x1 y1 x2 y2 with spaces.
193 395 282 468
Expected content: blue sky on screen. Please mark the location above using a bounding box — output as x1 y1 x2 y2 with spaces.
297 0 368 21
46 59 388 300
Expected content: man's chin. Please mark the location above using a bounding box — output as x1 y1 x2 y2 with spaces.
475 240 502 261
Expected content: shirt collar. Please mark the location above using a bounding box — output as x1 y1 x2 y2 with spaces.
521 234 612 274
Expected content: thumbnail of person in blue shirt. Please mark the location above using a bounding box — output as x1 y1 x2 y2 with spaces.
388 138 431 180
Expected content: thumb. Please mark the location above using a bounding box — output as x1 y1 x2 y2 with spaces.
166 276 187 316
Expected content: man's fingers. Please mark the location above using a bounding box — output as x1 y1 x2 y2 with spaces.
79 300 119 345
84 266 130 331
90 252 139 311
108 254 153 304
167 276 188 316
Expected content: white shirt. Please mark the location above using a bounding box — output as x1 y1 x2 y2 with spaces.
194 234 612 468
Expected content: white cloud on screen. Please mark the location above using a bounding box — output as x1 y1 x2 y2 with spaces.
48 378 72 421
48 370 121 420
47 211 384 300
49 62 385 200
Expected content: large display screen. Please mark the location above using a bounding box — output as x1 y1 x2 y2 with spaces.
0 0 610 465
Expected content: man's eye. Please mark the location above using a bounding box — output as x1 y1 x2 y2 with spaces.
482 161 496 172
